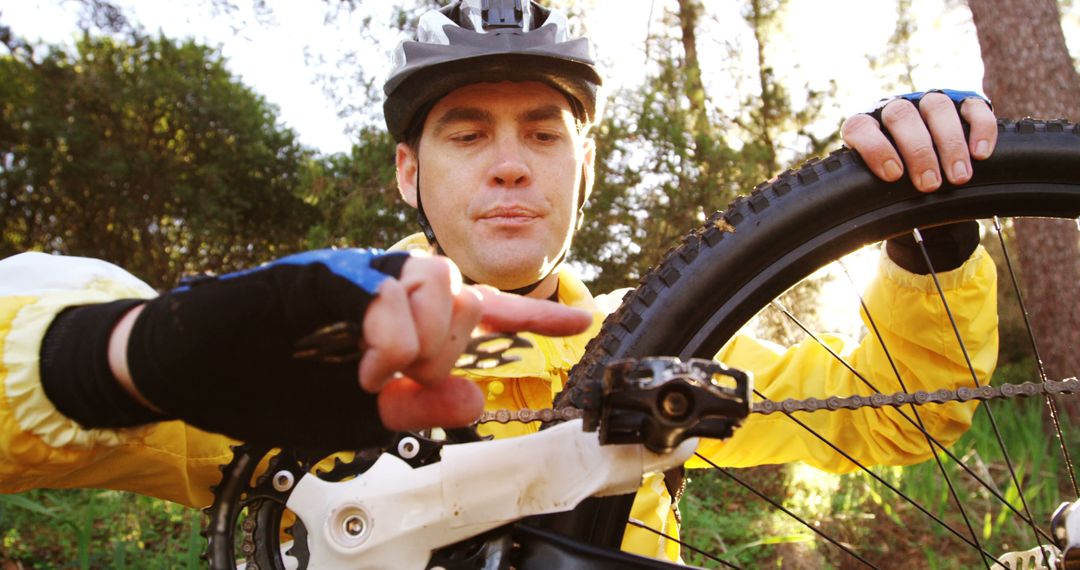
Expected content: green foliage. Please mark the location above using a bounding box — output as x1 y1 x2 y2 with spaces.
822 358 1074 567
572 9 752 292
0 31 317 287
680 359 1078 569
571 0 839 293
1 489 203 569
680 467 786 568
301 126 412 250
870 0 918 92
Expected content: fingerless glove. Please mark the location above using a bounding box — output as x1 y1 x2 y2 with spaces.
42 249 408 452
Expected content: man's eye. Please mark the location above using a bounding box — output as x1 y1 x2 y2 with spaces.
452 132 483 143
532 131 561 143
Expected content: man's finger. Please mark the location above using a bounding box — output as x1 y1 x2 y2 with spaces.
841 113 904 182
398 256 457 360
880 98 941 192
473 286 594 336
402 284 483 387
360 278 419 393
919 92 972 186
377 375 484 431
961 99 998 160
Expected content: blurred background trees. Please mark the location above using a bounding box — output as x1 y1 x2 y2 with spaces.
0 32 317 285
0 0 849 289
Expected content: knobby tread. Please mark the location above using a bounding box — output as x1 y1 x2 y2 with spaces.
555 118 1080 410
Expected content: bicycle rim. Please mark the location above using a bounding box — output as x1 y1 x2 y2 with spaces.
558 119 1080 568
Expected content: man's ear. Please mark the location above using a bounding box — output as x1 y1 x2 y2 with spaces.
581 137 597 203
396 143 419 208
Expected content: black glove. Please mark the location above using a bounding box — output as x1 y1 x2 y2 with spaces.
41 249 409 451
885 221 981 275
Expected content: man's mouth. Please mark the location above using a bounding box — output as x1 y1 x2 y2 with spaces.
477 206 541 223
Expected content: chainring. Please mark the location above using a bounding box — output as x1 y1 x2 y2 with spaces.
202 443 353 570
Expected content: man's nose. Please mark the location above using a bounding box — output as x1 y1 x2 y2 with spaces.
489 142 531 188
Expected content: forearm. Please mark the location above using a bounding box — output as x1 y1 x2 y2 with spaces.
691 244 997 471
107 303 161 413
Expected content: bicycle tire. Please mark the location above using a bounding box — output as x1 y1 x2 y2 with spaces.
554 118 1080 567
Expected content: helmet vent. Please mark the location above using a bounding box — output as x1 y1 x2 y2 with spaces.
475 0 528 32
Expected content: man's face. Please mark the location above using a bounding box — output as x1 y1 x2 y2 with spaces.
396 81 594 292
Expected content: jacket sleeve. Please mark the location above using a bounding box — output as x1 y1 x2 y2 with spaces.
690 245 997 472
0 253 233 507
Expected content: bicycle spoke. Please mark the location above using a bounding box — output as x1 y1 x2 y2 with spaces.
992 216 1080 498
625 518 743 569
834 259 993 569
749 382 1003 566
912 227 1047 568
694 454 880 569
771 296 1052 542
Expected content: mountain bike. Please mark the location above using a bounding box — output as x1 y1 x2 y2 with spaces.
203 118 1080 570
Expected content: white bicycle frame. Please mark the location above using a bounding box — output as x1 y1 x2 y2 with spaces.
275 419 696 569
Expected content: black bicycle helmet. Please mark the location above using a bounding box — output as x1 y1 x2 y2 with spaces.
383 0 604 144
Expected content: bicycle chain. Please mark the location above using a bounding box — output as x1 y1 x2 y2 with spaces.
476 378 1080 424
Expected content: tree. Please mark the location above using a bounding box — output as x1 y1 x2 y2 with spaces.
967 0 1080 420
302 126 412 250
571 0 839 294
570 3 748 293
0 31 316 287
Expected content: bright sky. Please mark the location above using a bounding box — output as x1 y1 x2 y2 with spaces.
0 0 1016 155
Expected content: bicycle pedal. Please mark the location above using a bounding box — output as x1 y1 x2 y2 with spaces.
589 357 753 453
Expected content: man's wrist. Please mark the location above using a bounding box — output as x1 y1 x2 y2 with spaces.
40 300 171 428
108 304 164 414
885 221 981 274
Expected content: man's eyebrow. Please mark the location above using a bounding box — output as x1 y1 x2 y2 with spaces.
520 105 569 124
431 107 493 133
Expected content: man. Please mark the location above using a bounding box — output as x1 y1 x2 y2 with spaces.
379 0 997 560
0 0 997 563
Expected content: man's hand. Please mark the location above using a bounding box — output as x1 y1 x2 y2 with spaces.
841 92 998 192
359 255 592 431
101 250 591 449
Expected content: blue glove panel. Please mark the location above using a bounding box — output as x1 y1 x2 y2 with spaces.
868 89 992 123
240 249 400 295
178 248 408 294
897 89 991 108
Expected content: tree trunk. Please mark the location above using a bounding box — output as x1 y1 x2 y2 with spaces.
676 0 710 136
968 0 1080 421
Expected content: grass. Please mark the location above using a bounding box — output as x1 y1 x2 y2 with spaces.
679 357 1079 569
0 489 204 569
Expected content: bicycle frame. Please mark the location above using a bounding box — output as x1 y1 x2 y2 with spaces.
281 420 696 568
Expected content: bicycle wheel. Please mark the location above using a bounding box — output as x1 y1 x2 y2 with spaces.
553 118 1080 568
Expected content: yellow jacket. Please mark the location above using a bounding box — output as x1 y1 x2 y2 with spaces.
0 240 997 562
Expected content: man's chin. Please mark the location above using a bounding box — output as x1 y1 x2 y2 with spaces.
465 257 555 290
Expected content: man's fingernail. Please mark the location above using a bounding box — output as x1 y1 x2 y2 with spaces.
975 139 990 158
952 160 969 180
921 170 940 190
884 160 903 179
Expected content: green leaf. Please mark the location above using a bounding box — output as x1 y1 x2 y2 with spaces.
0 493 58 517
